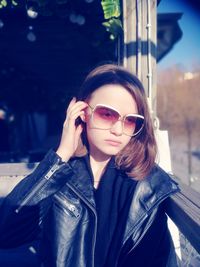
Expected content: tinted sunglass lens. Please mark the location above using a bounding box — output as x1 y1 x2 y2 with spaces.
124 116 144 136
93 106 119 129
135 117 144 132
91 105 144 135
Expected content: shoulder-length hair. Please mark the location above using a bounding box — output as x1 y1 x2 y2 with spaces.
74 64 157 180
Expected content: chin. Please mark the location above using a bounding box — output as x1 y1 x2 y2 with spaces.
89 141 124 158
100 147 122 156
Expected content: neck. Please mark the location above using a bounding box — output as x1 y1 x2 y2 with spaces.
89 153 111 186
89 144 111 165
89 154 111 170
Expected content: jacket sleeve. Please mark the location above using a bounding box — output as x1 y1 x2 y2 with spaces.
120 204 178 267
0 150 73 248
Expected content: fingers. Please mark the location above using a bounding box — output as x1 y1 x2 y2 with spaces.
66 97 76 114
63 110 84 128
64 99 88 128
69 104 88 118
57 99 87 161
66 99 88 120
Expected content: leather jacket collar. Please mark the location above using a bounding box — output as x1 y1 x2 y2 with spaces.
61 155 179 221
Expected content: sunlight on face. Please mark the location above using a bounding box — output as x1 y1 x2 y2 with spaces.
85 84 138 160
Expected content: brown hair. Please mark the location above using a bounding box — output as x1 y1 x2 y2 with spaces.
75 64 157 180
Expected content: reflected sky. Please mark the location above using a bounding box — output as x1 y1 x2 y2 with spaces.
158 0 200 71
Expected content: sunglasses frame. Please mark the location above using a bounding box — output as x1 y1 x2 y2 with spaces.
87 103 144 137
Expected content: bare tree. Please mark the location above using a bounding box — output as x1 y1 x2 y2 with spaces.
157 66 200 185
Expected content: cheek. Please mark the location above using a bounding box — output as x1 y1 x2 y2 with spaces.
86 127 102 140
85 121 132 150
85 124 99 144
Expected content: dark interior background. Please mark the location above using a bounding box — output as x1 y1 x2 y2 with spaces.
1 0 198 162
0 1 117 161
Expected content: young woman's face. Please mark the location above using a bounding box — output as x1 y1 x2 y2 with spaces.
85 84 138 160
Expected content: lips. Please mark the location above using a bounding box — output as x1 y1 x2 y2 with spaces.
105 139 122 146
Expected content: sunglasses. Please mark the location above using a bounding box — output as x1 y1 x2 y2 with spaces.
87 104 144 137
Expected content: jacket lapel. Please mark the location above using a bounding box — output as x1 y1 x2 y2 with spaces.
122 165 179 244
66 157 96 208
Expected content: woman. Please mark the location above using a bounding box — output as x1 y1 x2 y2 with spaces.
0 64 179 267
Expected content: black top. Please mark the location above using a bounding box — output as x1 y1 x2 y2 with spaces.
88 158 137 267
84 156 172 267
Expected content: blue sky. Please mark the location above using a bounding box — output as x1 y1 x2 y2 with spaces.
157 0 200 71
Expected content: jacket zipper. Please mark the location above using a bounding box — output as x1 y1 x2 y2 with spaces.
116 189 179 267
54 192 80 218
15 159 64 214
67 183 97 267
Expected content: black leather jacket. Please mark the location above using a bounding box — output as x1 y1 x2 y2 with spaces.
0 150 179 267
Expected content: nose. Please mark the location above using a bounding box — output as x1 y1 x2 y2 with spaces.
110 120 123 136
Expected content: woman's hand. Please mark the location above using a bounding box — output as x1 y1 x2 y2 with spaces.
56 98 88 162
